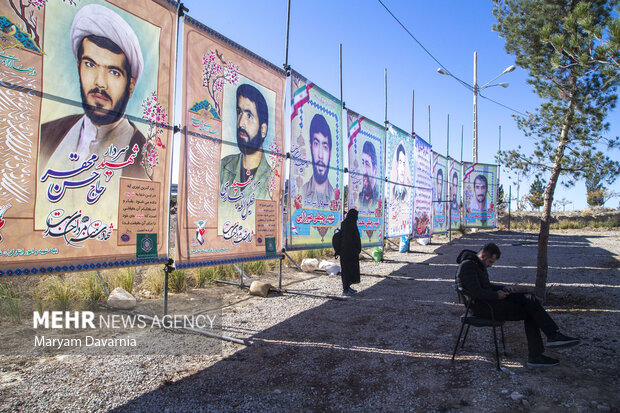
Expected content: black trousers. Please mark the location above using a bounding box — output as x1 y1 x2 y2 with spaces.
473 293 558 356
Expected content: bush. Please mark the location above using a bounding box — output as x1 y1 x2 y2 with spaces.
38 275 78 311
144 270 165 297
113 268 135 294
168 270 187 293
0 282 21 323
79 272 105 302
193 266 228 287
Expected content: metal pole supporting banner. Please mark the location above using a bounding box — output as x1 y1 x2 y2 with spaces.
446 114 450 159
382 69 388 257
447 114 451 242
340 44 346 222
508 185 512 232
240 262 244 287
279 256 283 290
284 0 291 72
428 105 431 144
384 68 388 123
411 89 415 135
460 125 464 163
162 2 187 319
473 51 478 163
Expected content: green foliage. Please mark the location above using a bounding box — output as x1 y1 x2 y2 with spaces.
497 184 507 213
80 272 105 302
0 282 21 323
493 0 620 296
168 270 187 293
578 151 620 207
494 0 619 191
38 276 78 311
112 268 135 294
528 176 546 210
145 270 165 297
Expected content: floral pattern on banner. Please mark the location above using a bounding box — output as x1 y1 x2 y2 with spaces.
140 93 168 179
202 49 239 118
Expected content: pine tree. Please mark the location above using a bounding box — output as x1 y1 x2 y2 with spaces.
493 0 620 299
528 176 546 211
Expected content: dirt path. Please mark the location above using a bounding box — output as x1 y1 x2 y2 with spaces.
1 229 619 412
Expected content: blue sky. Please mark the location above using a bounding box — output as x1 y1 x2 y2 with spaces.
181 0 620 211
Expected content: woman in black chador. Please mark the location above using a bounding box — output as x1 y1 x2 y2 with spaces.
339 208 362 295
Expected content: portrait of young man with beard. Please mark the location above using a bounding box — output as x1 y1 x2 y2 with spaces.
219 83 273 200
301 113 334 206
39 4 147 181
358 140 378 210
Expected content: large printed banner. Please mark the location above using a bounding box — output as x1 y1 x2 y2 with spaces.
449 159 462 230
0 0 177 276
287 71 342 249
431 152 448 234
346 109 384 247
385 125 413 238
177 17 286 266
412 135 432 238
463 162 498 228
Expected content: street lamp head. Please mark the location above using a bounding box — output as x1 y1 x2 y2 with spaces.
503 65 516 74
437 68 450 75
498 82 509 88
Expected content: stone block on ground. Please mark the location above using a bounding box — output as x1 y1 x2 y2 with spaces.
249 281 273 297
107 287 136 310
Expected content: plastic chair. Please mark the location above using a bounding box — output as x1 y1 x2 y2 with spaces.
452 285 506 370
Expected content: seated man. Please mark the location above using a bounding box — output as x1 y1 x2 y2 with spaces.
456 242 580 367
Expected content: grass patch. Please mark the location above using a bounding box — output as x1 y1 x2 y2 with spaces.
168 270 187 293
79 272 105 302
113 268 135 294
144 269 165 297
37 275 78 311
192 265 235 287
0 282 21 323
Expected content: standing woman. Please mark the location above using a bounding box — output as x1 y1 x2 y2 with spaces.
339 208 362 295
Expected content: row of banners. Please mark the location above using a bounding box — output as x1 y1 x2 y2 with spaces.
0 0 497 275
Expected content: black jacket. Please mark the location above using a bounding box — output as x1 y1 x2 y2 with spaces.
455 249 503 301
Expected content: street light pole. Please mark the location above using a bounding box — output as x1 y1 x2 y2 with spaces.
473 51 478 162
437 53 514 164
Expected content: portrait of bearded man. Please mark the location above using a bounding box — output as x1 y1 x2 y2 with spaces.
219 83 273 200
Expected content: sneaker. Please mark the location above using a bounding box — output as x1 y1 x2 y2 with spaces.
342 289 355 296
547 332 581 348
348 288 357 294
527 354 559 367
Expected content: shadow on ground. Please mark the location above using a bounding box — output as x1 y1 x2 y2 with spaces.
112 230 620 412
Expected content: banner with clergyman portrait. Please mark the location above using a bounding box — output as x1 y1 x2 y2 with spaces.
431 152 448 234
463 162 498 228
412 135 432 238
385 124 414 238
0 0 177 276
176 16 286 267
346 109 384 247
449 159 462 230
286 70 343 250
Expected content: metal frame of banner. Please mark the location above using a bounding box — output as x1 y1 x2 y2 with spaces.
381 69 389 259
162 2 188 316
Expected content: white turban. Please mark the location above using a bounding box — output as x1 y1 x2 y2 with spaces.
70 4 143 82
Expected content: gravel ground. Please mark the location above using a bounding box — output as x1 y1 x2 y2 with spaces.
1 229 619 412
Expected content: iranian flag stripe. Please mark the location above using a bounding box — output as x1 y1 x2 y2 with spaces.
291 82 314 120
463 163 477 180
348 116 364 149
